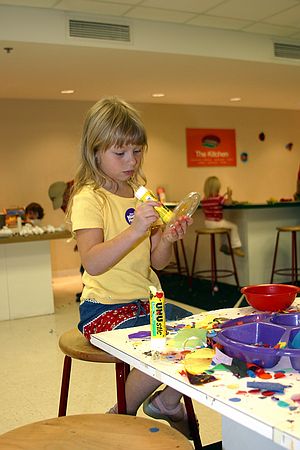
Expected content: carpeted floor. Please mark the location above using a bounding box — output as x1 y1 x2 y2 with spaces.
158 272 247 311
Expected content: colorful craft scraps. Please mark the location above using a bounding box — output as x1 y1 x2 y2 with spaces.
166 327 207 351
184 348 215 375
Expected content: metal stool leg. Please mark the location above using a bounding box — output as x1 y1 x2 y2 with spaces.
225 232 240 289
116 362 130 414
210 234 217 292
180 239 190 278
190 234 200 287
173 241 182 274
270 231 280 283
58 355 72 417
183 395 202 450
291 231 298 284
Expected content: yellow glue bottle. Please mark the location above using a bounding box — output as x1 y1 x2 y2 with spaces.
135 186 173 224
149 286 166 351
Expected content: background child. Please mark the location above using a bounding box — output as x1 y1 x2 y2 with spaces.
69 96 193 437
24 202 44 224
201 176 244 257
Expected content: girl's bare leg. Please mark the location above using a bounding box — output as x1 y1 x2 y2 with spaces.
124 368 183 416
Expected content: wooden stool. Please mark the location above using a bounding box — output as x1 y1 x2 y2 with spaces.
159 240 190 277
58 329 130 415
190 228 240 293
270 225 300 284
0 413 194 449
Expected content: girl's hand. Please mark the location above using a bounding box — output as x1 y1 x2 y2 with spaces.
226 187 233 197
131 201 160 235
162 215 193 243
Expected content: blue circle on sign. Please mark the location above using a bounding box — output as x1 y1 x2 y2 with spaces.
125 208 135 224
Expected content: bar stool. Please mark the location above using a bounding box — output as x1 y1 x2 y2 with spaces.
190 228 240 293
58 328 130 415
0 414 194 449
58 331 203 449
158 240 190 277
270 225 300 284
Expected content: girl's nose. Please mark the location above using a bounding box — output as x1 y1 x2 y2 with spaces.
127 151 138 166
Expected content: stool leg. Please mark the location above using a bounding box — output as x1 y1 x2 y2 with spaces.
295 232 298 283
226 232 240 289
291 231 298 284
190 234 199 287
180 239 190 278
270 231 280 283
58 355 72 417
183 395 202 450
211 234 217 292
116 362 130 414
173 241 182 274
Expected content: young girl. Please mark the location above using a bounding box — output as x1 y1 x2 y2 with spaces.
201 176 244 257
69 97 193 436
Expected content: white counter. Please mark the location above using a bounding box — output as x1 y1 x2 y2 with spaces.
179 202 300 286
0 230 71 320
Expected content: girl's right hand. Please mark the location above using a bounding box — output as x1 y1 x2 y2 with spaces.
131 201 160 235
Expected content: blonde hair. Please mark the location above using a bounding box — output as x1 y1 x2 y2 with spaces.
67 97 148 217
204 176 221 198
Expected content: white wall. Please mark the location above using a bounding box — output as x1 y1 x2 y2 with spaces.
0 99 299 272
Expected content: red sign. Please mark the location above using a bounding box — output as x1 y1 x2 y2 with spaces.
186 128 236 167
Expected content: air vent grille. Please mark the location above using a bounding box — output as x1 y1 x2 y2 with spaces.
69 19 130 42
274 42 300 59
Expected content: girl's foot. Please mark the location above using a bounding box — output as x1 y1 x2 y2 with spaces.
106 403 118 414
233 247 245 257
143 391 191 438
219 244 230 255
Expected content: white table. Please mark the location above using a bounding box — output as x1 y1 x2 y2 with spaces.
0 230 71 320
91 300 300 450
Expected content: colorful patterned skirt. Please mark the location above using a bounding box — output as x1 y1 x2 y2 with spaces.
79 298 192 341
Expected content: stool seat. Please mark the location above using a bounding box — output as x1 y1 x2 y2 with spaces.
190 227 240 293
195 227 231 235
0 414 194 450
59 328 120 363
276 225 300 232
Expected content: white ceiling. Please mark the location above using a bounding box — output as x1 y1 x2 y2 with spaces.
2 0 300 109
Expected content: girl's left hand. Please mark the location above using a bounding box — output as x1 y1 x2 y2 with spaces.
162 215 193 243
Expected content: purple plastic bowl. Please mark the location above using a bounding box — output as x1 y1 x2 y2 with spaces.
214 322 285 368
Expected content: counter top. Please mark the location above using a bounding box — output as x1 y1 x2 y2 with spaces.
166 200 300 210
224 201 300 210
0 229 72 245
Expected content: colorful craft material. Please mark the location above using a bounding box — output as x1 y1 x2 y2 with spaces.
247 381 286 393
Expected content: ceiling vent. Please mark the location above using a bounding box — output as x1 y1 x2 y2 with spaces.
274 42 300 59
69 19 130 42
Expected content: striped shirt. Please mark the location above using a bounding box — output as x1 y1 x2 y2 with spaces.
201 195 225 221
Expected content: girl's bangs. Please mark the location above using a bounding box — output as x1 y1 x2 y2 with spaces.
108 122 147 149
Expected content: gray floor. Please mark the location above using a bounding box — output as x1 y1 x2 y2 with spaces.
0 275 221 445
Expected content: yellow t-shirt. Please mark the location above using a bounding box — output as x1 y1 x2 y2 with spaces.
71 185 161 304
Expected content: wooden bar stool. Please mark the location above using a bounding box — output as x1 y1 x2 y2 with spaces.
190 228 240 293
159 240 190 277
0 413 194 449
59 332 203 449
270 225 300 284
58 329 130 416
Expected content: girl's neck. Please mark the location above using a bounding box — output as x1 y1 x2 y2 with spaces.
103 180 134 198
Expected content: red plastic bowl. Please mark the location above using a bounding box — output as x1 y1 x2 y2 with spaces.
241 284 300 312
